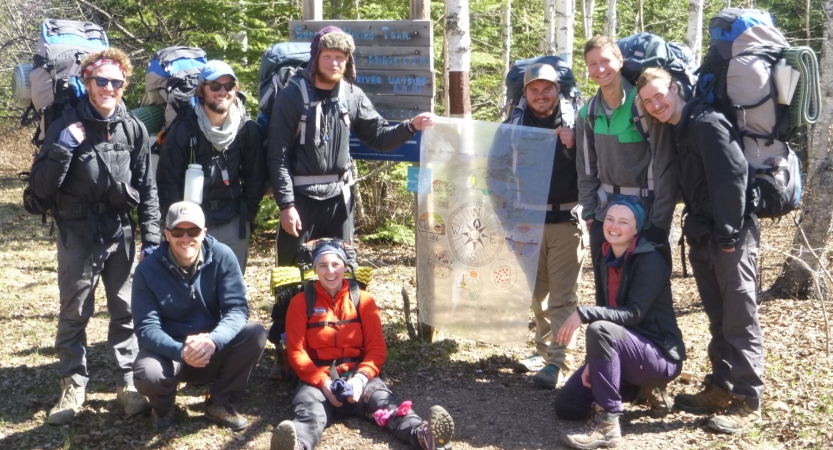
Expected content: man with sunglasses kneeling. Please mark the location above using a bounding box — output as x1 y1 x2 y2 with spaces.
132 202 267 431
157 60 267 273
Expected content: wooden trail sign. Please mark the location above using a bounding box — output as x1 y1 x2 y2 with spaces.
289 20 434 121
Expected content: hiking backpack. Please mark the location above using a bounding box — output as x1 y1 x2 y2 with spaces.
257 42 311 136
19 19 109 222
696 8 811 218
142 46 207 150
618 32 697 104
502 55 583 122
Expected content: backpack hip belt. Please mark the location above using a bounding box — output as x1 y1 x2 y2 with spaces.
548 201 578 212
312 354 364 368
601 183 654 198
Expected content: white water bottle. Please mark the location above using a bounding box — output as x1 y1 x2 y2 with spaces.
183 164 204 205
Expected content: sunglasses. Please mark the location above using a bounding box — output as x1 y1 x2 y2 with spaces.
207 81 236 92
91 76 125 89
168 227 203 238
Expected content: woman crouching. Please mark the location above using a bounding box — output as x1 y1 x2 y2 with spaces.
554 197 686 449
271 242 454 450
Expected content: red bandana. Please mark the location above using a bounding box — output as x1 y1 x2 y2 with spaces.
82 58 124 78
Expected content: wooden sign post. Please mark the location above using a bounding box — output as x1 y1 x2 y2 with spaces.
289 20 434 122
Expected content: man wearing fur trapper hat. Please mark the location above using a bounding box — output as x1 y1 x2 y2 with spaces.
266 26 433 267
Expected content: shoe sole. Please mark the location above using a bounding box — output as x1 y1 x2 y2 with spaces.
429 406 454 450
562 434 621 449
673 401 728 416
47 409 77 425
271 420 298 450
706 416 761 435
204 412 248 431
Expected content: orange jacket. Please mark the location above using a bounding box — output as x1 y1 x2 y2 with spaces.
285 279 387 388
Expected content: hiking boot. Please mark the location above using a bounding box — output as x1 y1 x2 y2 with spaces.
515 353 546 373
415 405 454 450
562 403 622 449
674 378 733 415
154 406 177 431
707 400 762 434
635 386 673 418
116 385 150 416
47 378 85 425
205 401 248 431
271 420 303 450
532 364 560 389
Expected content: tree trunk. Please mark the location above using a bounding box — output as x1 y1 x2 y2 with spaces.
446 0 471 118
331 0 342 18
770 0 833 298
685 0 704 65
582 0 595 39
498 0 512 116
603 0 616 38
542 0 556 55
555 0 575 64
635 0 643 33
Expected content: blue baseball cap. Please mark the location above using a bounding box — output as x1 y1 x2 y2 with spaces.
198 60 237 82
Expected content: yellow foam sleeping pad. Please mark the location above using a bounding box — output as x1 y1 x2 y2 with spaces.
270 266 374 295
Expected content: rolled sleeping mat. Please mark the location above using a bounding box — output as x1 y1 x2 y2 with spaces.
784 46 821 126
13 64 33 107
131 103 166 135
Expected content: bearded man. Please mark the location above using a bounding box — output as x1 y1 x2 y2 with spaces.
266 26 433 266
157 60 267 272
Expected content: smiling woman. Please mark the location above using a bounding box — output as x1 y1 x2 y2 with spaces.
554 196 686 449
272 241 455 450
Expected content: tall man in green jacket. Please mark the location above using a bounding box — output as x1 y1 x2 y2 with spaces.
576 36 677 287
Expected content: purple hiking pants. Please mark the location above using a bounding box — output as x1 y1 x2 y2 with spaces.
555 321 681 419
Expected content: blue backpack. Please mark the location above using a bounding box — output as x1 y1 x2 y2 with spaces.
695 8 803 219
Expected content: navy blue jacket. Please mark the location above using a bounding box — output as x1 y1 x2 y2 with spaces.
132 235 249 362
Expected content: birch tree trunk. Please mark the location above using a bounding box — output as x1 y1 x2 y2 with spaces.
582 0 595 39
543 0 556 55
446 0 472 118
603 0 617 38
498 0 512 116
555 0 575 64
771 0 833 298
685 0 704 65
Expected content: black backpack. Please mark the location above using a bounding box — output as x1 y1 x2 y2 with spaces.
257 42 311 137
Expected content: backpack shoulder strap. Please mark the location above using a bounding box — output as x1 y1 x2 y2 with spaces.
559 93 576 129
304 279 317 319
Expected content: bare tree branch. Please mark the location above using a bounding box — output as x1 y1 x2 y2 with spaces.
356 161 398 183
75 0 145 44
761 239 831 357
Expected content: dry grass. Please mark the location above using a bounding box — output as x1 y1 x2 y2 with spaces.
0 124 831 449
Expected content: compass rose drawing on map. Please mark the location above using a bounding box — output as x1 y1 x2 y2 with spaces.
448 201 505 267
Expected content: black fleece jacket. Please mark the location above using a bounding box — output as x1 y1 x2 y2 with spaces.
31 98 161 246
673 102 750 249
267 70 414 209
578 237 686 362
157 105 266 226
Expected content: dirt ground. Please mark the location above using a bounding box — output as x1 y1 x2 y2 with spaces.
1 123 832 449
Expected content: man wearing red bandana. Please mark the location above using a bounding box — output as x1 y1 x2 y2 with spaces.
29 48 161 424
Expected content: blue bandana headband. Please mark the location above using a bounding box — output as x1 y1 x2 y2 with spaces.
607 196 645 233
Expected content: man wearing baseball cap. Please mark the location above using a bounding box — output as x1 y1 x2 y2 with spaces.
504 63 584 389
131 201 266 430
157 60 267 273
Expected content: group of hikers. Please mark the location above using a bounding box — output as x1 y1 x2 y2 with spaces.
28 21 767 450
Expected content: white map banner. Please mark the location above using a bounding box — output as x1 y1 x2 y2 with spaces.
416 117 557 347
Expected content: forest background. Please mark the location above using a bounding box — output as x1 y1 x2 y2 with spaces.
0 0 828 243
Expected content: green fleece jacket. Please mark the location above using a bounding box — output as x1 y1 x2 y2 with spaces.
575 78 677 231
